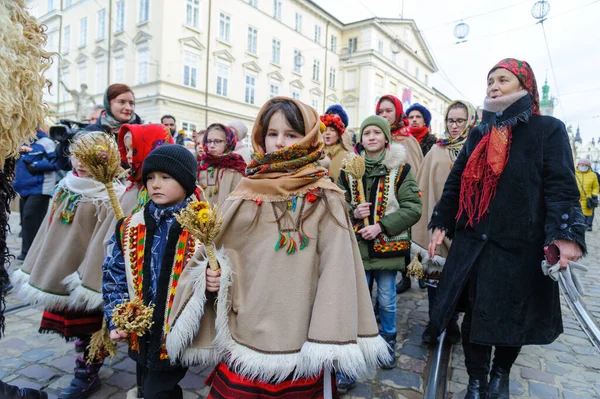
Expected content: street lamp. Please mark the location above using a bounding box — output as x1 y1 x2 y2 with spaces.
453 21 469 44
531 1 551 23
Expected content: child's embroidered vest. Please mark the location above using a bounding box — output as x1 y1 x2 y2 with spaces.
347 165 411 258
119 210 199 364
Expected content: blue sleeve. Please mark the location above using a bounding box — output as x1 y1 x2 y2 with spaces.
102 233 129 330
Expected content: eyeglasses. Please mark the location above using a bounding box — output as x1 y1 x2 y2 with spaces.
206 139 225 146
446 118 467 127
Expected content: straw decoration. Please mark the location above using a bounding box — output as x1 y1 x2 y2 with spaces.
342 155 369 226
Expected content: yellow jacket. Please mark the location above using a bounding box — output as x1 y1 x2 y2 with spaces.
575 169 599 216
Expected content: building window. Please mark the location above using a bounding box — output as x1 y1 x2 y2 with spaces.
219 13 231 42
330 35 337 52
415 67 419 80
425 74 429 86
295 13 302 32
404 59 409 71
97 9 106 40
216 63 229 96
48 0 56 12
391 52 397 64
314 25 321 44
186 0 200 29
245 75 256 105
329 68 336 89
79 17 87 47
116 1 125 33
65 0 72 7
344 70 357 90
292 90 300 100
183 51 199 88
247 27 258 54
78 62 87 87
114 54 125 82
269 82 280 98
139 0 150 24
248 0 257 7
377 39 383 55
182 122 198 136
63 26 70 54
293 50 302 74
272 0 281 20
96 59 106 93
348 37 357 54
312 59 320 82
311 95 320 110
136 47 149 84
62 69 70 88
272 39 281 64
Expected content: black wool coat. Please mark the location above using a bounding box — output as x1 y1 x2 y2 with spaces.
428 94 586 346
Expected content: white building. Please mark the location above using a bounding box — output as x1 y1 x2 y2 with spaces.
29 0 451 137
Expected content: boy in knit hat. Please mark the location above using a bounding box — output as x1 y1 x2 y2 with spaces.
102 144 199 399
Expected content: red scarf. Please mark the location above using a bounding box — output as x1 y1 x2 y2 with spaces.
409 126 429 143
457 58 540 227
198 152 247 176
376 95 409 137
118 124 174 183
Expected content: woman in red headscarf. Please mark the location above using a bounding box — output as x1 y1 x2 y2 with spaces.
376 95 423 175
427 59 585 398
197 123 246 206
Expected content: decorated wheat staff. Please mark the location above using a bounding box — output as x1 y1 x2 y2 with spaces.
342 155 369 226
175 199 223 271
69 132 124 219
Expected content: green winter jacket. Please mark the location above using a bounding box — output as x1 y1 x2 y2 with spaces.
338 143 422 271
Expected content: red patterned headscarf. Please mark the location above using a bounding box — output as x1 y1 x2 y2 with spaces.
457 58 540 227
198 123 246 176
118 124 174 183
376 95 410 137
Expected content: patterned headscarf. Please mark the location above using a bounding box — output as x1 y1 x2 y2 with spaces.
437 100 478 149
229 97 341 201
457 58 539 227
488 58 540 115
376 95 410 137
198 123 246 176
118 124 174 183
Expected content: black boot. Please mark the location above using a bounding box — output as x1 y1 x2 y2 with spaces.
58 357 102 399
421 323 439 345
446 319 461 344
0 380 48 399
488 367 509 399
395 273 411 294
465 377 488 399
379 333 397 369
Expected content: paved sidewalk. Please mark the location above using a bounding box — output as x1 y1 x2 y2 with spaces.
2 212 599 398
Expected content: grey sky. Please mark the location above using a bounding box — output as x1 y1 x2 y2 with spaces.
314 0 600 143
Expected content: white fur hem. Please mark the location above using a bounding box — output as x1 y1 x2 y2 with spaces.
358 335 393 369
166 246 221 366
11 269 30 288
297 341 367 380
16 283 70 310
67 285 104 311
62 272 82 292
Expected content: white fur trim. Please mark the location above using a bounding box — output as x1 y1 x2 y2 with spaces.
296 341 367 380
11 269 30 288
16 283 70 310
166 246 220 366
127 387 141 399
67 285 104 311
382 142 407 170
62 272 82 292
358 335 393 369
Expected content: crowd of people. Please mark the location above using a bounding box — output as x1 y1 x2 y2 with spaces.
4 57 590 399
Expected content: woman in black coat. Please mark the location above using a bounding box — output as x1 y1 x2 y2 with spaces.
428 58 586 399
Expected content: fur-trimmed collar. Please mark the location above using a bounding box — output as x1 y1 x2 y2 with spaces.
382 142 407 170
483 90 528 113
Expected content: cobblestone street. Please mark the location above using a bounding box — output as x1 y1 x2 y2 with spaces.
1 213 599 398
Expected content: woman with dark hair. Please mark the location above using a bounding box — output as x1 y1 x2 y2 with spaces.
85 84 142 133
428 59 585 398
197 123 246 206
165 97 389 399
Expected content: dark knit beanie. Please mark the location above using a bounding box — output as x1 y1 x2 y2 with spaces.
142 144 198 197
406 103 432 128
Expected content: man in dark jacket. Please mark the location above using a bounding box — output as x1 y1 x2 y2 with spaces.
12 129 58 260
161 115 185 145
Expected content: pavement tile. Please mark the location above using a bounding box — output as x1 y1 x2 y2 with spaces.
529 381 559 399
21 348 55 362
19 364 59 382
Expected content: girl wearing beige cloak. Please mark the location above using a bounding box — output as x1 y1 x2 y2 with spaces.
410 100 478 345
164 97 389 398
